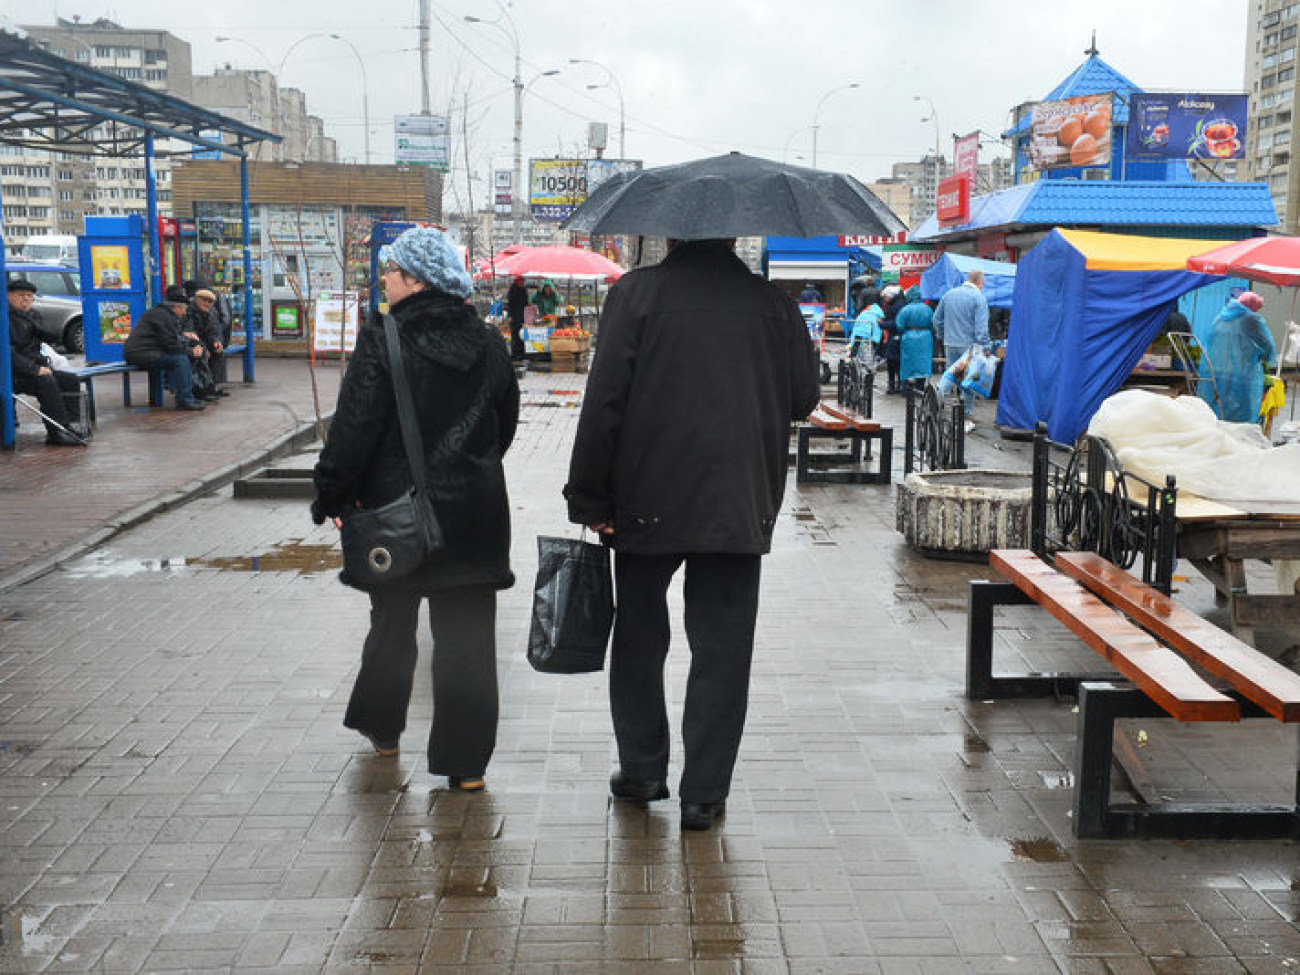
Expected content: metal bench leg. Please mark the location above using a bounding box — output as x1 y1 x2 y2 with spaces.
82 379 98 426
796 426 813 484
877 426 892 481
1073 682 1130 838
966 581 1032 699
1074 682 1300 839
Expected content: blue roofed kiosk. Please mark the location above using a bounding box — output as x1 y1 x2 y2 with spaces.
910 41 1277 260
907 39 1278 442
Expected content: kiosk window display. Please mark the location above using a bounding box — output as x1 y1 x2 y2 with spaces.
196 201 262 341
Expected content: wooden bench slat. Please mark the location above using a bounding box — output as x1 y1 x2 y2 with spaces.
817 401 879 432
990 550 1240 722
807 407 849 430
1056 551 1300 722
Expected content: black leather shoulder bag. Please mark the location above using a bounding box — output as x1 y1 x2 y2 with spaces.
339 315 445 588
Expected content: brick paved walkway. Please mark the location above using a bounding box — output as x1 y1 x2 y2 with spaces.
1 364 1297 972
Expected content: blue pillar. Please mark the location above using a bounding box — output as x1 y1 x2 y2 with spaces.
240 155 256 382
0 181 13 450
145 133 162 306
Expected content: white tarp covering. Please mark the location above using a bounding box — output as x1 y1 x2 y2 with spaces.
1088 390 1300 504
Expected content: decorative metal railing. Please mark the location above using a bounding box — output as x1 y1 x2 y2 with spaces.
835 356 874 419
1029 423 1178 593
903 381 965 476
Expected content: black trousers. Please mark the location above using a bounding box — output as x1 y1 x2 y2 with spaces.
508 319 525 359
610 552 762 804
344 586 499 777
13 369 77 433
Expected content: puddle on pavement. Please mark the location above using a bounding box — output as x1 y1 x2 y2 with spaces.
65 541 341 579
963 733 991 754
188 541 340 575
435 872 498 899
1009 837 1070 862
693 935 746 959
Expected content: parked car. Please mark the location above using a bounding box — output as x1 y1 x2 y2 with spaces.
19 234 80 267
5 262 84 354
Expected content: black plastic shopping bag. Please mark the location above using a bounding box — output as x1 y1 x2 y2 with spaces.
527 535 614 674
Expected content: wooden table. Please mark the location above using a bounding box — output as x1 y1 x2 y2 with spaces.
1175 494 1300 643
1122 367 1190 395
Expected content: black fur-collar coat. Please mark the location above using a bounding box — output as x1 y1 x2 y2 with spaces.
312 288 520 592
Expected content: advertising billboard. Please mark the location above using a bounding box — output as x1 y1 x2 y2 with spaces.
953 132 980 183
494 170 512 215
1126 93 1248 160
936 175 971 226
394 115 450 170
880 244 940 283
529 158 643 221
529 158 588 221
1029 93 1113 170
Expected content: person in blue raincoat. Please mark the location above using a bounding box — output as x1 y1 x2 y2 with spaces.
847 295 883 363
1195 291 1277 424
896 285 934 387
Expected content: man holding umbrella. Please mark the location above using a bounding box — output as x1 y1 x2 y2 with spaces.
564 238 820 831
561 151 903 831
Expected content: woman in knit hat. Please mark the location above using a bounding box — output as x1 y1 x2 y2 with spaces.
313 226 520 791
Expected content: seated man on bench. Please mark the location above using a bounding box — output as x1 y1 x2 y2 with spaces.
183 281 230 396
8 279 85 445
122 285 210 411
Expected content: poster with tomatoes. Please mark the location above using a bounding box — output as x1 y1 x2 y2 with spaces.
1029 93 1113 171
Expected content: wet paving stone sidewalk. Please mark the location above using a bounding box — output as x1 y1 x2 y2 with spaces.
0 368 1297 973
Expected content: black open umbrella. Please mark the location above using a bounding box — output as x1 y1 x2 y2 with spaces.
562 151 906 240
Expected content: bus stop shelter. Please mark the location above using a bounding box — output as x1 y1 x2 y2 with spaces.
0 29 279 449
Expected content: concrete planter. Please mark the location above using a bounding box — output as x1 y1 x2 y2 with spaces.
896 469 1033 560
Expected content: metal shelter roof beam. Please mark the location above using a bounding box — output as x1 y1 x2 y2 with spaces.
0 75 241 157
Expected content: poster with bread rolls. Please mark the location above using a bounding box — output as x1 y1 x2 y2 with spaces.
1029 93 1113 171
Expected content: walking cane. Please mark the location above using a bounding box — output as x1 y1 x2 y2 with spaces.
10 395 89 446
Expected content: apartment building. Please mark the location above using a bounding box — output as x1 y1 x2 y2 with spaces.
1245 1 1300 231
4 18 334 249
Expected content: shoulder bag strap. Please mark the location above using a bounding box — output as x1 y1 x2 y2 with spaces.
381 314 430 499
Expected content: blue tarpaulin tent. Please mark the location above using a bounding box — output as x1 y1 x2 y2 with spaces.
920 254 1018 309
996 228 1222 442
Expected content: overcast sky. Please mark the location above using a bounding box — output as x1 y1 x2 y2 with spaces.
16 0 1251 204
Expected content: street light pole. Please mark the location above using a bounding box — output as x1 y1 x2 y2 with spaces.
327 34 370 164
811 82 859 169
465 10 527 244
569 59 625 159
914 94 942 211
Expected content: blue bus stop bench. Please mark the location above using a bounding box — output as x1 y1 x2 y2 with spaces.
71 344 247 424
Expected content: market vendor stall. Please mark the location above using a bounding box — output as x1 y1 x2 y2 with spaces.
920 253 1017 309
998 228 1223 442
1089 390 1300 643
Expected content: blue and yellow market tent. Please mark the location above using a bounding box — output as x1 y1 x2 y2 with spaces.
997 229 1223 442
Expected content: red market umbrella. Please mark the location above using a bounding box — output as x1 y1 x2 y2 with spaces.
472 245 527 280
1187 236 1300 286
491 245 625 283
